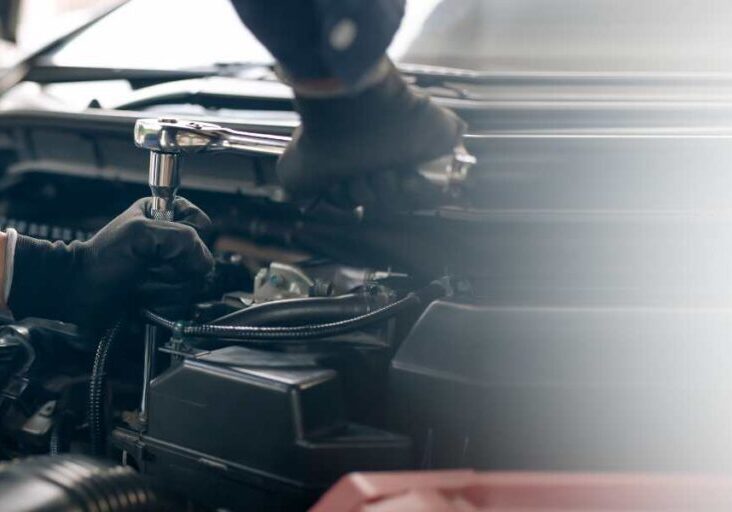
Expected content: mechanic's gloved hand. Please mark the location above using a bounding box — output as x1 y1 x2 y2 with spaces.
8 197 214 331
277 60 466 211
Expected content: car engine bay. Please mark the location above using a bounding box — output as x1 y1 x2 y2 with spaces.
5 5 732 505
3 79 732 509
0 108 491 510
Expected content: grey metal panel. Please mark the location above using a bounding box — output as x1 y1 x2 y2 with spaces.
405 0 732 73
467 135 732 212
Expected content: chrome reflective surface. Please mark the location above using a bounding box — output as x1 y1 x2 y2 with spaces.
134 117 476 195
147 151 179 219
134 118 290 156
138 324 157 429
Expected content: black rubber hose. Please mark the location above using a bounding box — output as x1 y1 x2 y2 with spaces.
89 321 123 456
143 280 448 342
212 293 383 327
0 328 36 417
0 455 166 511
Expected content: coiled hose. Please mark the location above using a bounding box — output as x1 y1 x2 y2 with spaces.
89 321 124 456
142 280 449 342
0 455 166 511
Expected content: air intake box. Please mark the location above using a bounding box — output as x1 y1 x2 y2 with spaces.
113 345 410 511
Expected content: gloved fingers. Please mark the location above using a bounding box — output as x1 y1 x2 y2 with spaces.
358 170 408 212
173 197 212 230
399 171 443 210
345 176 379 210
117 197 165 225
129 197 151 216
370 170 401 204
98 197 150 227
143 265 213 295
276 128 314 197
172 196 215 245
136 281 198 317
158 224 215 277
325 182 355 210
276 62 467 203
118 196 212 230
137 280 196 301
137 262 213 316
132 219 215 278
321 169 443 212
145 265 188 284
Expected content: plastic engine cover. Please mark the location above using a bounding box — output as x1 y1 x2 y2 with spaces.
113 345 410 512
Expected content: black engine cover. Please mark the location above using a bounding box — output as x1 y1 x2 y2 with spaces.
113 345 410 512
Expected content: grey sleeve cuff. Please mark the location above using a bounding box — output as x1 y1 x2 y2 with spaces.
278 57 390 98
4 228 17 303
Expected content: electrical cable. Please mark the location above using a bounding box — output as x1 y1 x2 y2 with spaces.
142 280 448 342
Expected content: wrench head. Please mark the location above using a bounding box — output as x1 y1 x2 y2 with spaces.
134 118 224 154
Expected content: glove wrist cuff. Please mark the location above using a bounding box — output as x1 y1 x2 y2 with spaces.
280 57 391 98
8 235 77 321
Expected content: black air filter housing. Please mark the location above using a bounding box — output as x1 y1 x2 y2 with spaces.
113 345 410 512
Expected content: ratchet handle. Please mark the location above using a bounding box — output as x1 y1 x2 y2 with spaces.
134 118 477 201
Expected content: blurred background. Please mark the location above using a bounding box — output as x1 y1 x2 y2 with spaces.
4 0 732 73
4 2 732 509
0 0 118 66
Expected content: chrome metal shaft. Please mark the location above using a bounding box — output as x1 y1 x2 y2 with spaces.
138 324 157 429
148 152 180 221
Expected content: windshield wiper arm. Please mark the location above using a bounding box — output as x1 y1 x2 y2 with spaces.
23 65 219 85
21 61 276 87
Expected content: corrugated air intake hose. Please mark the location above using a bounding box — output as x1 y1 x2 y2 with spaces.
0 455 169 511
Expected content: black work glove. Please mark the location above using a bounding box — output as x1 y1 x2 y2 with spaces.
277 60 467 211
8 197 214 331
